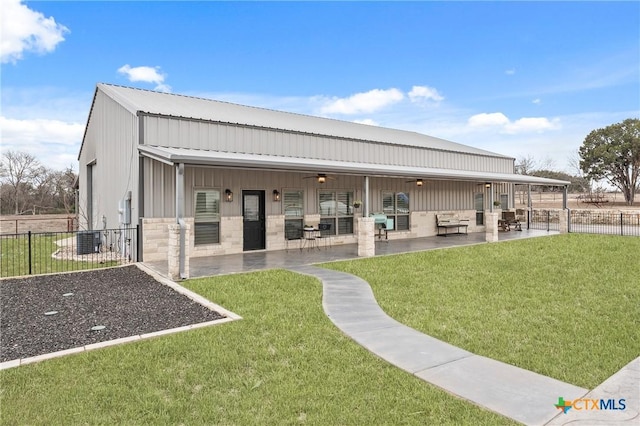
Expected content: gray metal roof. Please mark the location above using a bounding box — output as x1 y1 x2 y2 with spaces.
98 83 509 158
139 145 570 186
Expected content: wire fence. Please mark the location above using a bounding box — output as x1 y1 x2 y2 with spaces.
0 227 139 278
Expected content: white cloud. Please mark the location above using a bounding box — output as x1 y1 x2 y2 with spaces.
532 98 541 105
505 68 516 75
408 85 444 103
319 88 404 115
0 0 69 63
504 117 561 134
117 64 171 92
353 118 379 126
0 116 84 170
467 112 560 134
468 112 510 127
1 116 84 146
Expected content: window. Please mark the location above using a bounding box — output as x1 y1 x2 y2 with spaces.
382 191 410 231
283 190 303 240
194 190 220 245
500 194 509 210
319 190 354 235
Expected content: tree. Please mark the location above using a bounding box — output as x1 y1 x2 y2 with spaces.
515 155 537 175
52 167 77 214
0 151 43 214
579 118 640 205
0 151 77 215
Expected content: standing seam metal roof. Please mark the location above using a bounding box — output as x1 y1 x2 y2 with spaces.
97 83 510 159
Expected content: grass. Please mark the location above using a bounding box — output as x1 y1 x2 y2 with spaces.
2 233 637 423
0 233 118 277
321 233 640 389
0 270 513 425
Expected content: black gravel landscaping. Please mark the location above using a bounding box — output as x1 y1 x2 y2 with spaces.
0 265 225 363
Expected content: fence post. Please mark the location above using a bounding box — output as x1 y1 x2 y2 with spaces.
28 231 32 275
620 212 624 236
136 224 141 262
547 210 550 232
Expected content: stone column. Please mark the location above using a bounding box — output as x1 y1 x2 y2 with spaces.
485 212 499 243
168 223 191 280
559 209 569 234
357 217 375 257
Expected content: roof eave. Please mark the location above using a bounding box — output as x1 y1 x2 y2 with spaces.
138 146 570 186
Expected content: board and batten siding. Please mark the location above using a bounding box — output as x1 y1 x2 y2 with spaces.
142 163 505 220
79 90 140 230
141 116 514 174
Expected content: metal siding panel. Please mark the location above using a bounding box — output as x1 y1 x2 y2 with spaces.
89 92 140 229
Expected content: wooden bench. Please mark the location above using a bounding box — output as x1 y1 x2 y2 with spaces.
436 214 469 236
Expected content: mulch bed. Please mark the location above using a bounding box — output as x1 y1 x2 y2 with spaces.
0 265 225 363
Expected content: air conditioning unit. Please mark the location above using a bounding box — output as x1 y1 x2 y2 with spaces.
77 231 101 255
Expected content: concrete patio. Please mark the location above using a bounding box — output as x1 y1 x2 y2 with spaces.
145 228 557 279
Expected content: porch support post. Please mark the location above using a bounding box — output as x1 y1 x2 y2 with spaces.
168 162 188 280
364 175 370 218
527 184 532 229
559 209 569 234
489 183 494 213
168 222 190 280
485 212 499 242
357 217 375 257
561 185 570 233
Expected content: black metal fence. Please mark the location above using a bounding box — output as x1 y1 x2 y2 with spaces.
569 210 640 236
528 209 640 236
0 226 139 278
528 209 561 232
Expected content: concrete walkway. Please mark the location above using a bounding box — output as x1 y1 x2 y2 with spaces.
290 265 638 426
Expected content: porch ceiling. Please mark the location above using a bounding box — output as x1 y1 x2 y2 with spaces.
138 145 570 186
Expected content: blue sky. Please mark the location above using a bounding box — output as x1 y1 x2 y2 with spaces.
2 0 639 173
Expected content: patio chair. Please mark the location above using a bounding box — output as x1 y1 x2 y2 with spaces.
285 227 303 252
316 223 332 249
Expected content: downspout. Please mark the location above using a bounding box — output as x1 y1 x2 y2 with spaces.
176 162 186 279
364 176 370 217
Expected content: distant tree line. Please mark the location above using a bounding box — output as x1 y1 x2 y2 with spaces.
0 151 77 215
515 154 589 194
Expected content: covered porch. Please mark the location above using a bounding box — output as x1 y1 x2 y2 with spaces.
145 228 557 279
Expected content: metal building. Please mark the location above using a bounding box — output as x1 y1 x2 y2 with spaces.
78 83 568 276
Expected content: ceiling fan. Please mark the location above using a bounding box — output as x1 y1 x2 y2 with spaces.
303 173 335 184
405 178 424 187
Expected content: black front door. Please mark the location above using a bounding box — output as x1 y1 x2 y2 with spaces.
243 190 266 251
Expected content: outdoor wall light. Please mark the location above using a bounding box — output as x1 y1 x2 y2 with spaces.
317 175 326 184
416 179 423 187
485 182 491 188
273 189 281 202
225 189 233 202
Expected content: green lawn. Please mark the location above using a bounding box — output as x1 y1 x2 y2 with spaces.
0 270 513 425
1 233 637 424
321 233 640 389
0 233 118 277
